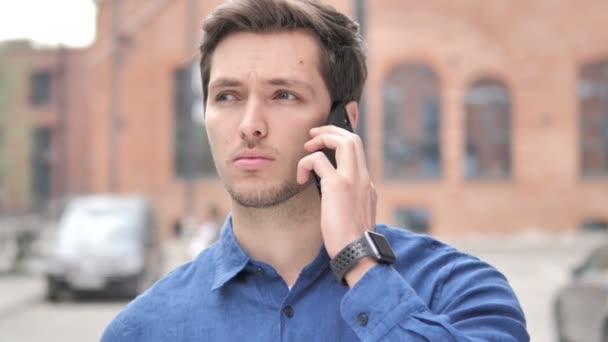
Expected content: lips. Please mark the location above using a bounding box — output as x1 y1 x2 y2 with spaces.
233 151 275 170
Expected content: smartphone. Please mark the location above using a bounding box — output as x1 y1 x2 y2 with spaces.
313 102 354 195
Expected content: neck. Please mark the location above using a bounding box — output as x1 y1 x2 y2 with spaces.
230 184 322 287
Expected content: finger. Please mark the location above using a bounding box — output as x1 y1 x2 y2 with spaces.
310 125 353 138
303 134 358 177
296 151 336 184
310 127 368 177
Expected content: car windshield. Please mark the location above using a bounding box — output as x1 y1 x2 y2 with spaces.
56 199 144 255
585 246 608 271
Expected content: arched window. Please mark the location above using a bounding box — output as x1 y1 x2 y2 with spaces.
579 60 608 177
383 64 441 179
464 78 511 179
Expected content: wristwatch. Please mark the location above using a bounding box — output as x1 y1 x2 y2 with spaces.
330 231 396 285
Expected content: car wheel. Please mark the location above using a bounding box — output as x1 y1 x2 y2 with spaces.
46 280 58 302
55 287 75 302
124 273 143 298
47 280 74 303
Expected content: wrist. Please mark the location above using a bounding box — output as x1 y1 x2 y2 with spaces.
344 256 377 287
329 231 396 285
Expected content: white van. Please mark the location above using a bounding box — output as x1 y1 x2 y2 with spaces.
45 195 164 301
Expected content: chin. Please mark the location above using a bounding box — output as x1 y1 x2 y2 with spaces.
226 179 307 208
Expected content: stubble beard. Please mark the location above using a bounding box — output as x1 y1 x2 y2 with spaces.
226 179 309 208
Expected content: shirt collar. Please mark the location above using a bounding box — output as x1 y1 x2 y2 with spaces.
209 213 332 291
211 214 251 290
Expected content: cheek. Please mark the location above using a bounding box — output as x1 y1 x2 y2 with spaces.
205 118 231 160
280 127 313 161
204 125 218 152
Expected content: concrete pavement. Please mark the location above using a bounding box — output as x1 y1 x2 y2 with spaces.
0 274 44 321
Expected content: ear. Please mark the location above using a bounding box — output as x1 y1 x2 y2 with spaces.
344 101 359 130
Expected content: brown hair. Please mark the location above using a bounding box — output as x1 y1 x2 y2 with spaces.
199 0 367 105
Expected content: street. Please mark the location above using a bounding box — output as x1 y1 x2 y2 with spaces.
0 233 603 342
0 288 123 341
0 238 191 341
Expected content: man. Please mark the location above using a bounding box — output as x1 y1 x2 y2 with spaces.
102 0 528 341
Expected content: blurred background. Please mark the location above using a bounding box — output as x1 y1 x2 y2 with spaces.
0 0 607 341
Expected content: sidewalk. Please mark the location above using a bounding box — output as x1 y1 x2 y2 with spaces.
0 274 44 320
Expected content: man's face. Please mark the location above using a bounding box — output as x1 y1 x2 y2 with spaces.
205 31 332 208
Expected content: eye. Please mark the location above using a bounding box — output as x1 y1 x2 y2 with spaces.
215 93 237 102
274 91 298 101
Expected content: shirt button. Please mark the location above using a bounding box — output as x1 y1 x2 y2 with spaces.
357 312 368 326
256 267 265 275
283 306 294 318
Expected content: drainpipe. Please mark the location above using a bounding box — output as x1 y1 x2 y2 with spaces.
109 0 123 192
56 45 68 205
182 0 200 235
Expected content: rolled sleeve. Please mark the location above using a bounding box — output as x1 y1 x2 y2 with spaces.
340 259 529 342
340 264 427 341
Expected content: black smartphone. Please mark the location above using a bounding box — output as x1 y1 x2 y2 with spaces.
313 102 354 195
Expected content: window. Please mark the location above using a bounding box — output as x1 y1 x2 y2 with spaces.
29 70 52 106
394 207 430 234
173 63 216 178
580 218 608 232
579 60 608 177
31 128 52 208
464 78 511 179
573 244 608 276
383 63 441 179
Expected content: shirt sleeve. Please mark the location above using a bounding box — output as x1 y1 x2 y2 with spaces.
101 315 140 342
340 259 529 341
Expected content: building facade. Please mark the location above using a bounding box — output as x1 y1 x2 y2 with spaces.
0 41 90 213
9 0 608 238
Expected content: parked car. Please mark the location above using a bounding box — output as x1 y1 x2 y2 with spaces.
554 243 608 342
45 195 164 301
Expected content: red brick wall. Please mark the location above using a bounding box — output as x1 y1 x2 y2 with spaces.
85 0 608 237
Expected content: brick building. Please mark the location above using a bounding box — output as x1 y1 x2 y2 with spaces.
9 0 608 238
0 41 90 212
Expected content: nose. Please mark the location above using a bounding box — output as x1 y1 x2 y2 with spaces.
238 99 268 142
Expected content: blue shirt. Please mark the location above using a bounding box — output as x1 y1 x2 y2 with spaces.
102 216 528 341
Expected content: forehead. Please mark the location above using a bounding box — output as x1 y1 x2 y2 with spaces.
209 30 324 83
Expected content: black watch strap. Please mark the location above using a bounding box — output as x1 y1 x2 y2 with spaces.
329 236 370 285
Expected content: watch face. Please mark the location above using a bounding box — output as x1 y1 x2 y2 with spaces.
367 231 396 264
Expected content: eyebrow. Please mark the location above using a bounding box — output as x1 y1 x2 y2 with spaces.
207 77 315 95
208 77 243 92
265 78 315 95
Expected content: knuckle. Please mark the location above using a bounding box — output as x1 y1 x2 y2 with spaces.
351 134 363 148
337 137 355 153
312 151 326 160
326 175 348 189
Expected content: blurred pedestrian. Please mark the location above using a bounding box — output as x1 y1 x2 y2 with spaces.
188 205 222 258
